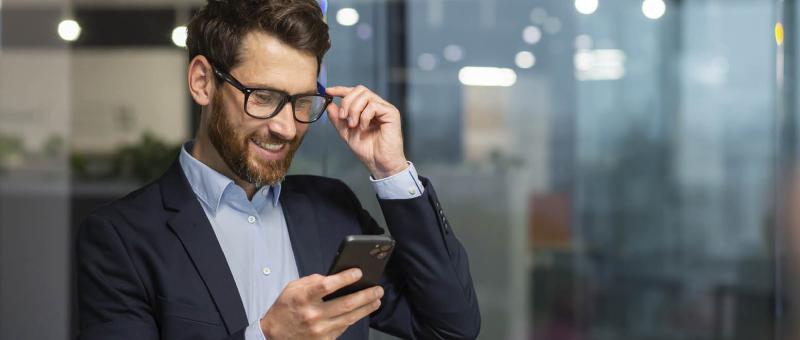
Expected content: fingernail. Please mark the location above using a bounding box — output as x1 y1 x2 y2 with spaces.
348 117 354 126
341 110 347 119
373 300 381 308
352 269 362 279
374 287 384 297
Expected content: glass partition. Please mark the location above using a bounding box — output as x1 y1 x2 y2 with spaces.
0 0 794 339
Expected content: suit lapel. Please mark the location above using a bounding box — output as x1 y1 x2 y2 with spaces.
160 160 249 334
280 182 325 277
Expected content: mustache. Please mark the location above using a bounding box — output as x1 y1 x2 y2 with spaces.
248 134 296 145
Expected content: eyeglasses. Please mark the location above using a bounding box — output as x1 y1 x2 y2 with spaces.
211 66 333 123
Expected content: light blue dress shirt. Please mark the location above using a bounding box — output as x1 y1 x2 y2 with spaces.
179 142 423 339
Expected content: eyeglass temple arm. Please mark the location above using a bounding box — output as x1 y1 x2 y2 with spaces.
317 82 329 96
212 67 249 92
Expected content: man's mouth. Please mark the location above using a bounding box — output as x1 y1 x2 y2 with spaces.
251 138 287 152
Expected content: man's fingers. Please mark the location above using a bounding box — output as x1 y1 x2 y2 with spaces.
326 104 351 141
326 102 346 130
359 103 380 130
328 101 391 140
339 86 369 120
325 85 398 140
326 101 340 118
346 93 371 128
325 86 354 97
329 293 383 327
309 298 380 340
325 86 354 119
308 268 362 299
323 285 383 318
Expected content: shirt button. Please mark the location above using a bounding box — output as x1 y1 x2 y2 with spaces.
408 187 417 195
247 216 256 224
262 267 271 276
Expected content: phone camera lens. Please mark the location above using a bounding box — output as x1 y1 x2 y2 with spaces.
376 252 388 259
380 245 392 251
369 248 381 256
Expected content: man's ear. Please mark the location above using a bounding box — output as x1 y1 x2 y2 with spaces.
188 55 215 106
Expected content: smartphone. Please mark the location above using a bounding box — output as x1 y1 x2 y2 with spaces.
323 235 395 301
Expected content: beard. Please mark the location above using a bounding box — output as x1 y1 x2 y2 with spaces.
207 91 303 187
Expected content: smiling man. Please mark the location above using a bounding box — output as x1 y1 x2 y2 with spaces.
76 0 480 339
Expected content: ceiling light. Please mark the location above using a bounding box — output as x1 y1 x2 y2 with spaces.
458 67 517 87
58 19 81 42
642 0 666 20
522 26 542 45
515 51 536 69
418 53 437 71
336 8 359 26
575 0 599 15
171 26 187 48
443 45 464 62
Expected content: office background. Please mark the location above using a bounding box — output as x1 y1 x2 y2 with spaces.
1 0 798 339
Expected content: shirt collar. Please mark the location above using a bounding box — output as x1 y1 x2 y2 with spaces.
178 141 282 215
270 179 282 207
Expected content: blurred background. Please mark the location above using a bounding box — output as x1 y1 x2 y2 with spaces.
2 0 800 339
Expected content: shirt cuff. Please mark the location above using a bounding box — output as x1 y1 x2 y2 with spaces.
245 320 267 340
370 162 425 200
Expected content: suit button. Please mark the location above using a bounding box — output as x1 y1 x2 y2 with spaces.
262 267 271 276
248 216 256 224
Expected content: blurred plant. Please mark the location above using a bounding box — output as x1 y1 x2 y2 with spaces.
71 132 181 183
42 135 66 158
113 132 181 183
0 134 25 173
70 152 92 179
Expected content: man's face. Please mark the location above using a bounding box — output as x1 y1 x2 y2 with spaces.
207 31 318 187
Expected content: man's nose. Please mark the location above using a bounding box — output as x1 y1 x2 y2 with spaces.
266 103 297 140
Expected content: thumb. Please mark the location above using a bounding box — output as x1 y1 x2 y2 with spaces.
326 103 349 137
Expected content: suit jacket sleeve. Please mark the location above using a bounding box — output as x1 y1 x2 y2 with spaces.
76 213 160 340
76 212 250 340
349 177 481 339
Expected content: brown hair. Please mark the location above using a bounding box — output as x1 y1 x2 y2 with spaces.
187 0 330 75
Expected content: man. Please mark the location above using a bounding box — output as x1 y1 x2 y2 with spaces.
76 0 480 339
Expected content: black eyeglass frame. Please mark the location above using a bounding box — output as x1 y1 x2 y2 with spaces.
211 66 333 123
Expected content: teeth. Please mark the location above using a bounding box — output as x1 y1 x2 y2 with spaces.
253 139 284 151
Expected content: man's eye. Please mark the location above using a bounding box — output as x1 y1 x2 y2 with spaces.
295 98 313 110
252 92 281 105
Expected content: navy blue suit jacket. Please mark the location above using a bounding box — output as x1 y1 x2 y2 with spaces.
76 160 480 339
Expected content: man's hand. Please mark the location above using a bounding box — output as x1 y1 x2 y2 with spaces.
260 268 384 340
326 85 408 179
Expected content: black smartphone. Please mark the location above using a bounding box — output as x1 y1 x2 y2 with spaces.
323 235 395 301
